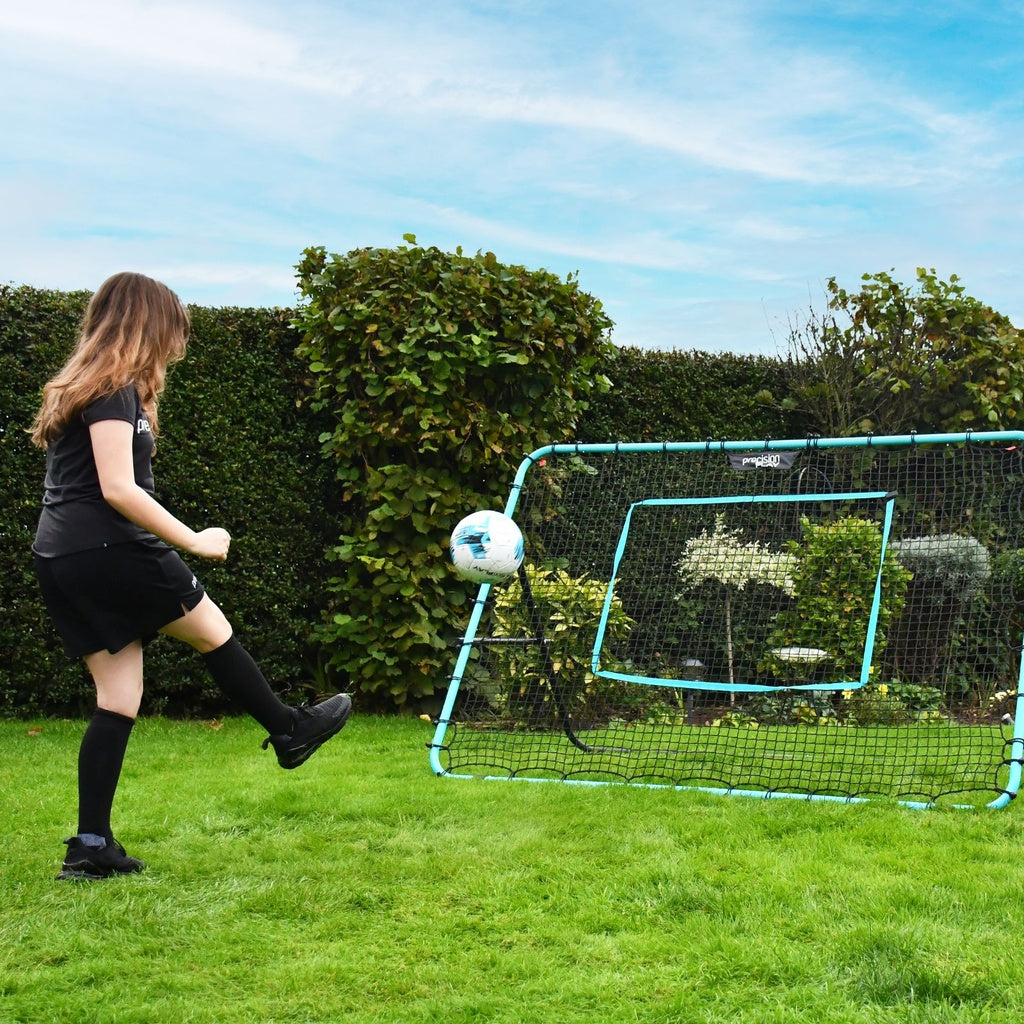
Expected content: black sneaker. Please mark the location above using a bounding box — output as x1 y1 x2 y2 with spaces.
262 693 352 769
56 836 145 881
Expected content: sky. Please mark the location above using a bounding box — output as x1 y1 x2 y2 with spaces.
2 0 1023 355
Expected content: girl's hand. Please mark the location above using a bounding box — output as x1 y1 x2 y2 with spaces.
191 528 232 561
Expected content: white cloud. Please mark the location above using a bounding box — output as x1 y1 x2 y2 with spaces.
0 1 340 90
2 0 1023 352
4 0 1000 189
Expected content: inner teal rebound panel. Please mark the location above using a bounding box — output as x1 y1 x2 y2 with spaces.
590 491 897 693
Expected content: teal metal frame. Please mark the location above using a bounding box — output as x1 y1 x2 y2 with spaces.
430 432 1024 808
590 490 896 693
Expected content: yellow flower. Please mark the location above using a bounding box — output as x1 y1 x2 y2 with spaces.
878 683 889 696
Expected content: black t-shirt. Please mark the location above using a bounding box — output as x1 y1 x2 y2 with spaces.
33 384 162 557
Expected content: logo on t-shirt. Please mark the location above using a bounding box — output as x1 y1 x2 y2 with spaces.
137 418 151 434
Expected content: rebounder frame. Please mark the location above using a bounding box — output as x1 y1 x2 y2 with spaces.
592 490 897 693
430 432 1024 808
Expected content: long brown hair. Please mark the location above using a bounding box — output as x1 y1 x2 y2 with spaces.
30 272 190 448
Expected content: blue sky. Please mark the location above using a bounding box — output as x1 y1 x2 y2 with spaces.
2 0 1023 354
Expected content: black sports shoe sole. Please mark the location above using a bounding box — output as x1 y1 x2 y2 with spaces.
56 838 145 880
56 866 114 881
277 696 352 769
56 860 144 881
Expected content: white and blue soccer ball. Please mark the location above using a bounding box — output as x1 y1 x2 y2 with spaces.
449 510 524 583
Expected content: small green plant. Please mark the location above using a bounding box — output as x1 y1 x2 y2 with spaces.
992 549 1024 600
840 680 947 726
710 709 760 728
840 683 911 726
491 563 634 721
885 681 945 716
745 690 839 726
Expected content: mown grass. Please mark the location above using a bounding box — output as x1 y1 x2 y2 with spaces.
1 715 1022 1023
441 719 1011 806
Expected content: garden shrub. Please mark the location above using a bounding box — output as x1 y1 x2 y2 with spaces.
763 516 912 681
991 550 1024 683
744 690 839 726
771 268 1024 436
891 535 991 600
886 534 992 686
839 682 912 726
491 564 634 722
292 238 616 707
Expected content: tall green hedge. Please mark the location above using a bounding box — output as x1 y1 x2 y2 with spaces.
579 346 808 442
0 286 335 717
1 280 798 718
1 287 94 715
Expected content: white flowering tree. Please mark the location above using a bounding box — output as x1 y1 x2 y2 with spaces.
677 514 797 687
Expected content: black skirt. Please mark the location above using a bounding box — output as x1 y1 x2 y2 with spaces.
34 540 206 657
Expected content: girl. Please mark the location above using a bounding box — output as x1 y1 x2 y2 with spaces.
30 271 351 881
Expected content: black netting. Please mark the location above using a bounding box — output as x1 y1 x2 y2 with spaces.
433 440 1024 806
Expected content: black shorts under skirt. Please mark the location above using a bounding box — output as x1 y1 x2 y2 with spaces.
34 540 206 657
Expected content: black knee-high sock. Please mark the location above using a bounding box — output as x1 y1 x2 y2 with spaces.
77 708 135 842
202 636 294 735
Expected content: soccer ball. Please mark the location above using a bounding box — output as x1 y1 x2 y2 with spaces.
449 510 524 583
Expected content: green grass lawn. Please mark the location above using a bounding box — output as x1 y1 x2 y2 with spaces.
2 714 1022 1024
439 719 1013 806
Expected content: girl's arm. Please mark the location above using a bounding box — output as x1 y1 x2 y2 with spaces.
89 419 231 561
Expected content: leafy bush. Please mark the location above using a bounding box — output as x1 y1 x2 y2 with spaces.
764 516 912 681
992 548 1024 602
491 564 634 722
886 681 946 715
990 550 1024 688
840 683 911 725
740 680 945 728
744 690 839 726
835 681 945 726
771 268 1024 436
292 238 616 707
